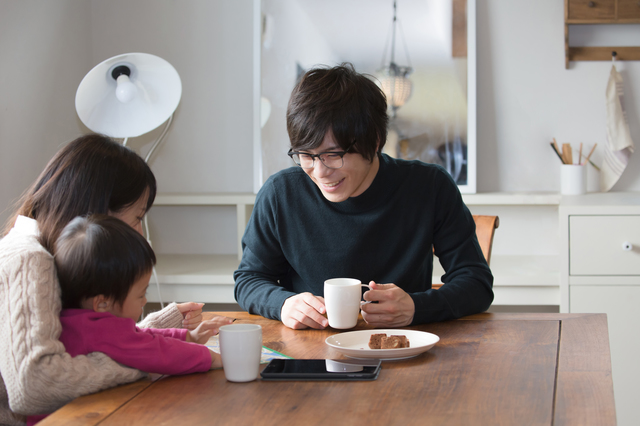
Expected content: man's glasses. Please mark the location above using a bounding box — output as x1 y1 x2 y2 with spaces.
288 140 356 170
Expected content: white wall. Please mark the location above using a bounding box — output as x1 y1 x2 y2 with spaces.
86 0 257 255
1 0 639 254
0 0 92 227
0 0 257 255
88 0 255 194
476 0 640 193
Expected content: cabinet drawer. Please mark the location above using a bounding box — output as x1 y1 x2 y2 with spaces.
568 0 615 20
619 0 640 19
569 215 640 275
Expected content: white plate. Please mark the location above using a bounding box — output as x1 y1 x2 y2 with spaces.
325 329 439 360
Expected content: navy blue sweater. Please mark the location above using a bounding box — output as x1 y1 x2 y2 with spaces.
234 154 493 324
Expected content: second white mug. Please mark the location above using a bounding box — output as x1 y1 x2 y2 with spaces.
324 278 371 329
219 323 262 382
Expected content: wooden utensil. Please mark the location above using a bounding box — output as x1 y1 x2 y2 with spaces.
582 143 597 165
562 143 573 165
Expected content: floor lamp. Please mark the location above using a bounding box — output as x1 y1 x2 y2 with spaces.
75 52 182 309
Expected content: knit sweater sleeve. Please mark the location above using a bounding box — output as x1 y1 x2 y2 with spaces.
0 237 145 417
410 169 494 323
138 302 183 329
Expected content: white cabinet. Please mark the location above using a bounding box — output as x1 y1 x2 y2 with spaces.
569 215 640 275
570 286 640 426
148 193 255 304
559 192 640 426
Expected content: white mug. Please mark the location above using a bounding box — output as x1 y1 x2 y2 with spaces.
324 278 371 329
219 324 262 382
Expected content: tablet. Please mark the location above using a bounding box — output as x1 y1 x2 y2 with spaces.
260 358 382 381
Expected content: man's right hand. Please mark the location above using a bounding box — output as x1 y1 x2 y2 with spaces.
281 293 328 330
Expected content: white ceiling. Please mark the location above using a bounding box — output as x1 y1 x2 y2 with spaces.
295 0 454 70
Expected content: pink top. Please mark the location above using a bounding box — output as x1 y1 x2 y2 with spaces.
28 309 211 425
58 309 211 374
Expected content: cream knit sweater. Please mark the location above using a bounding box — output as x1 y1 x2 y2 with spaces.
0 216 184 426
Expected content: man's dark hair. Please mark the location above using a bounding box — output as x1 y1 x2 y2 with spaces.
54 215 156 309
286 63 389 162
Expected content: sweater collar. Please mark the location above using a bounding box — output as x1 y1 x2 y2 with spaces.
328 153 396 213
11 215 39 237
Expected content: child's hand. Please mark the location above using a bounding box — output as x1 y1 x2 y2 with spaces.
204 315 236 329
186 319 222 344
209 349 222 370
176 302 204 330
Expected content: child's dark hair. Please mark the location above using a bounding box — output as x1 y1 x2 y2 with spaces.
55 215 156 309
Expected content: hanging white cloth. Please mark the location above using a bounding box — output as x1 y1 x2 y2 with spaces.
600 65 634 192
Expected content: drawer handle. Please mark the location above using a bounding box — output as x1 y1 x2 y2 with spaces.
622 242 633 251
588 1 595 7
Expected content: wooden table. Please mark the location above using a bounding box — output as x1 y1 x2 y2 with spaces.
41 312 616 426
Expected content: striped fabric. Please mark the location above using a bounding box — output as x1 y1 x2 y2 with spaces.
601 65 634 192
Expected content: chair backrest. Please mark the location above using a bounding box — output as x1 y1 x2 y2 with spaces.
472 215 500 266
432 215 499 289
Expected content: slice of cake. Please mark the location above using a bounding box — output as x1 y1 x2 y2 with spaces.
380 335 410 349
368 333 387 349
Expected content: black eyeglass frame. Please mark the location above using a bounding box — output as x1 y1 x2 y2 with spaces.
287 140 357 169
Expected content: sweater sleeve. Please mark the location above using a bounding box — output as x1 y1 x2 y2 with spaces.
0 244 145 417
80 319 211 375
234 247 296 321
410 172 494 323
138 302 183 329
234 183 295 320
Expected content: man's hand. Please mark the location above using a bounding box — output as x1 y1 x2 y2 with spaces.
360 281 415 327
281 293 328 330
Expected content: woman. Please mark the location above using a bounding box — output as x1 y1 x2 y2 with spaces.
0 134 231 425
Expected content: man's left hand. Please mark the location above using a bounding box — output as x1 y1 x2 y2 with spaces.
360 281 415 327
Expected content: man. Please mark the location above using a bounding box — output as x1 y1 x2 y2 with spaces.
234 63 493 330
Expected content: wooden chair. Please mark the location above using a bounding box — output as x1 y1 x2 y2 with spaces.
432 215 499 289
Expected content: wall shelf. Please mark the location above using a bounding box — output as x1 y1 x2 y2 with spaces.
564 0 640 68
154 193 256 206
462 192 560 206
154 191 561 207
567 46 640 64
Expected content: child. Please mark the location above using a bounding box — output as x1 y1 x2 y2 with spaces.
28 215 222 425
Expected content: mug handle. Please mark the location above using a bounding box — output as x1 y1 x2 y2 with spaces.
360 284 372 305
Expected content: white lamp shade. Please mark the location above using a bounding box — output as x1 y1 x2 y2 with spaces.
379 75 413 109
75 53 182 138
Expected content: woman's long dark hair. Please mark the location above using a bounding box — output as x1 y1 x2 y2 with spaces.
4 133 156 254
